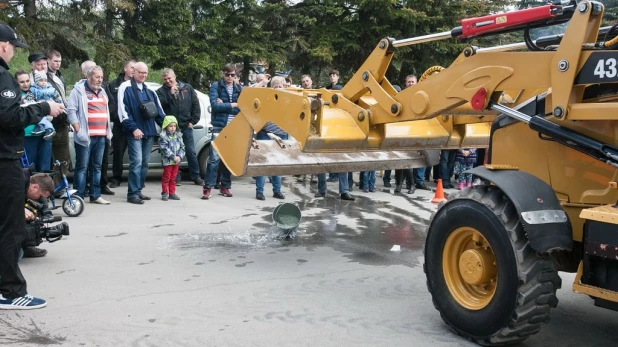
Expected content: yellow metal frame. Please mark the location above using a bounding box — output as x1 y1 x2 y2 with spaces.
580 204 618 224
572 261 618 302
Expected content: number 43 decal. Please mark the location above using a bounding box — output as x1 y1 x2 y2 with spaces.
593 58 618 78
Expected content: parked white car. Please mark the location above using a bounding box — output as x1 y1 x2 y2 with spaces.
69 82 212 176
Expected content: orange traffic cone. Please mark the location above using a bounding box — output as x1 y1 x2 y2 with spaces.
431 179 447 204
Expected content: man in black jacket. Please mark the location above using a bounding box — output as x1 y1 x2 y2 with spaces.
157 68 203 185
0 24 64 310
108 60 135 187
43 51 72 186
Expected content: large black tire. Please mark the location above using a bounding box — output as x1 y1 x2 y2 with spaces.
424 185 561 346
198 145 210 179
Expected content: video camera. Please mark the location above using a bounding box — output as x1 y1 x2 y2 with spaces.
24 198 70 247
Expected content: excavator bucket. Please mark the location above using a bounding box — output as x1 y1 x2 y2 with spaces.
212 111 440 177
212 84 494 177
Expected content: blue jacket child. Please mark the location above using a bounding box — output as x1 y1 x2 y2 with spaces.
159 115 185 201
159 115 186 166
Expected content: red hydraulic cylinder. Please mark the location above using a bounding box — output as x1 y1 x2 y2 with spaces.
458 4 562 39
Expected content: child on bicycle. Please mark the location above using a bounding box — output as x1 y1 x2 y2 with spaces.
159 116 185 201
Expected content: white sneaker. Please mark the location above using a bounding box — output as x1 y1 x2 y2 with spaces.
90 197 111 205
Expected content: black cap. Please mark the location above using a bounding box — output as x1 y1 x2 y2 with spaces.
28 52 47 64
0 24 28 49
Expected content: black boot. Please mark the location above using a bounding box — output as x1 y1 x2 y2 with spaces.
341 193 355 201
23 246 47 258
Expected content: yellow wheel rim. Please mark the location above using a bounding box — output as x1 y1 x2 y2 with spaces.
442 227 498 310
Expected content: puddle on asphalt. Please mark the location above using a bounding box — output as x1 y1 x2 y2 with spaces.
163 182 433 267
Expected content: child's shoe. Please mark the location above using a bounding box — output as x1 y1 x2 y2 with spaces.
466 182 472 188
31 124 45 135
161 193 169 201
169 194 180 200
43 128 56 141
458 182 465 190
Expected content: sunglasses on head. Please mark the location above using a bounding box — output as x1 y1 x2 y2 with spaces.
224 73 236 77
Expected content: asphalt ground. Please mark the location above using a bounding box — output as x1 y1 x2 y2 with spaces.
1 172 617 346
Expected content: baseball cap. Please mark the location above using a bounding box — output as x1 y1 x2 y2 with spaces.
0 24 28 49
28 52 47 64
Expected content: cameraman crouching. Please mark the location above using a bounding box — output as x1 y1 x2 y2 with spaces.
23 172 55 258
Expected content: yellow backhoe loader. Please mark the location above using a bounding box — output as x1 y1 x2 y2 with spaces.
214 0 618 345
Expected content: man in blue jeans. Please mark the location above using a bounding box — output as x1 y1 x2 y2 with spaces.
157 68 203 186
413 167 430 190
117 62 165 204
67 64 113 204
315 173 355 200
254 76 287 200
402 74 430 192
202 64 242 200
255 131 286 200
439 149 458 189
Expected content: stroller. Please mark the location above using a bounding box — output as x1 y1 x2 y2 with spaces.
21 149 85 217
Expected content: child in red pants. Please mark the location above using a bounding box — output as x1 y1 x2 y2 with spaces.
159 116 185 200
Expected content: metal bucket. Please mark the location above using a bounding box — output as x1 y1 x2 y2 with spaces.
272 203 301 231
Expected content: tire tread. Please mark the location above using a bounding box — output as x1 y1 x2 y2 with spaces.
425 185 560 346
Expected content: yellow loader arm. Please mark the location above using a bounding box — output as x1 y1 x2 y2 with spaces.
214 0 612 177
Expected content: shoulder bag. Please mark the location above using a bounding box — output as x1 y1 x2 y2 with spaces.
131 79 158 120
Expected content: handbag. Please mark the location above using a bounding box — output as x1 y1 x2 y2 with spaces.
131 79 159 120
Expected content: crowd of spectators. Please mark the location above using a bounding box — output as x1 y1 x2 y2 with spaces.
0 21 481 310
12 48 480 206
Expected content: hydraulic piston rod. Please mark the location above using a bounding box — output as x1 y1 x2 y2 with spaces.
392 31 454 48
489 102 532 123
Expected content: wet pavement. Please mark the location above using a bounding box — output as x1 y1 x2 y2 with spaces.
2 173 617 346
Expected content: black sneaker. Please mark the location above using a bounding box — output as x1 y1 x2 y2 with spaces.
273 192 285 199
415 183 431 190
256 192 265 200
169 194 180 200
127 197 144 204
138 193 151 200
23 246 47 258
314 191 326 198
192 178 205 185
101 186 115 195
